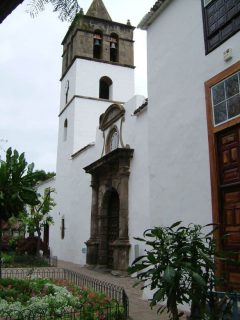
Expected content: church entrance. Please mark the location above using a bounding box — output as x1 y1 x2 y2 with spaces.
84 148 133 271
106 190 119 268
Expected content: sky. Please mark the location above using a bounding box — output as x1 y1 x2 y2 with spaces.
0 0 155 172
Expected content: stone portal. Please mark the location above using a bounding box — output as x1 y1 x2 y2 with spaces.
84 148 133 271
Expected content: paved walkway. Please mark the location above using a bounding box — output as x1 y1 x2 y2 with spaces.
58 260 188 320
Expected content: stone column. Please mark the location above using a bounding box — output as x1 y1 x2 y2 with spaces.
86 175 99 265
113 159 131 271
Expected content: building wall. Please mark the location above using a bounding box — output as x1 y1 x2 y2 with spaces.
147 0 240 227
50 94 149 265
60 59 135 107
59 58 135 153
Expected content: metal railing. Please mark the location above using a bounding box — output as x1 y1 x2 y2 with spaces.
1 267 129 319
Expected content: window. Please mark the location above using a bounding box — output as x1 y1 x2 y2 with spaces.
211 71 240 126
202 0 240 54
110 33 118 62
64 118 68 141
93 31 103 59
61 218 65 239
99 76 113 100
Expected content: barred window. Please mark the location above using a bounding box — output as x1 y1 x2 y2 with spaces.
202 0 240 54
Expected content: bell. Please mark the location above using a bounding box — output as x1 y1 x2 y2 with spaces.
110 42 116 49
94 39 101 46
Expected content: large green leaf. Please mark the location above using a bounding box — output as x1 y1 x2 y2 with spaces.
163 266 176 284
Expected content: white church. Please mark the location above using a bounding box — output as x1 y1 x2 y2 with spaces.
40 0 240 291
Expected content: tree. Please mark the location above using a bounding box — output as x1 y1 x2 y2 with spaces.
0 147 41 277
27 0 80 21
35 170 56 182
21 187 55 256
0 0 81 24
129 222 220 320
0 148 40 221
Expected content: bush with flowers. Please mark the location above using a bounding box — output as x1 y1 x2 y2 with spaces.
0 278 124 319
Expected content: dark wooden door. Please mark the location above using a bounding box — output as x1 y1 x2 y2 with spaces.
107 191 119 269
217 126 240 290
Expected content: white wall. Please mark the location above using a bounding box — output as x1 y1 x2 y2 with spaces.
73 98 112 153
147 0 240 227
60 59 135 110
49 94 149 265
121 96 151 262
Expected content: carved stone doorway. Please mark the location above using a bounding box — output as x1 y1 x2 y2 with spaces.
84 148 133 271
104 189 120 268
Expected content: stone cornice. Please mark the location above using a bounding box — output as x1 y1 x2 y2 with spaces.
60 55 135 81
84 148 134 174
58 95 124 117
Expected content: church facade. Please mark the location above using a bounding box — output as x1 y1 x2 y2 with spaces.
41 0 240 291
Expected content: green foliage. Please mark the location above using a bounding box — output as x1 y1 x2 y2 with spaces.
34 170 55 182
129 222 217 320
26 0 81 22
20 187 55 256
0 278 124 319
0 148 40 221
22 187 55 234
2 253 50 267
1 253 14 265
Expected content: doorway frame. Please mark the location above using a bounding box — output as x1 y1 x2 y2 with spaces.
84 148 134 271
205 60 240 282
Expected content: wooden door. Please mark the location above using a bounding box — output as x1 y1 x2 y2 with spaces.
217 126 240 290
107 191 119 269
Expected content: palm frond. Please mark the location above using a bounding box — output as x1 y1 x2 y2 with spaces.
27 0 80 22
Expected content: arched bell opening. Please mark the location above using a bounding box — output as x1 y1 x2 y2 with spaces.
110 33 119 62
93 30 103 59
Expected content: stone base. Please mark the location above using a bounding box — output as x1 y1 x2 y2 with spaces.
85 239 99 265
113 239 131 271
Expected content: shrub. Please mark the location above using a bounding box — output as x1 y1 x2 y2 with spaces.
129 222 217 320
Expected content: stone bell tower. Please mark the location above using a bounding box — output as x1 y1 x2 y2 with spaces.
58 0 135 154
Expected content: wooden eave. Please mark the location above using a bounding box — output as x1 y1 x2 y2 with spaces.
0 0 24 23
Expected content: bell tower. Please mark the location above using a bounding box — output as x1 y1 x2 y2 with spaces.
58 0 135 153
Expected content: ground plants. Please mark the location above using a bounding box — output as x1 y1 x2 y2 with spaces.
129 222 220 320
2 252 50 267
0 278 124 319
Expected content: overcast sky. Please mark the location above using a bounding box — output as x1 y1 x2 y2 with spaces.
0 0 155 172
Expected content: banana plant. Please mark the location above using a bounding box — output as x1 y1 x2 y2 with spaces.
0 148 40 277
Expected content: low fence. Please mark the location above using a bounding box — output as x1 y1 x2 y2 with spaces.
1 267 129 319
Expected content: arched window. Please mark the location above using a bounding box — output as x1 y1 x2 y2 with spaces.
93 30 103 59
106 127 119 153
63 118 68 141
99 76 113 100
110 33 118 62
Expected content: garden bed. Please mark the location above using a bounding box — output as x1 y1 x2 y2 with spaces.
0 278 124 319
1 252 57 268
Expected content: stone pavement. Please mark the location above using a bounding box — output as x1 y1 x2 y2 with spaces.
58 260 188 320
